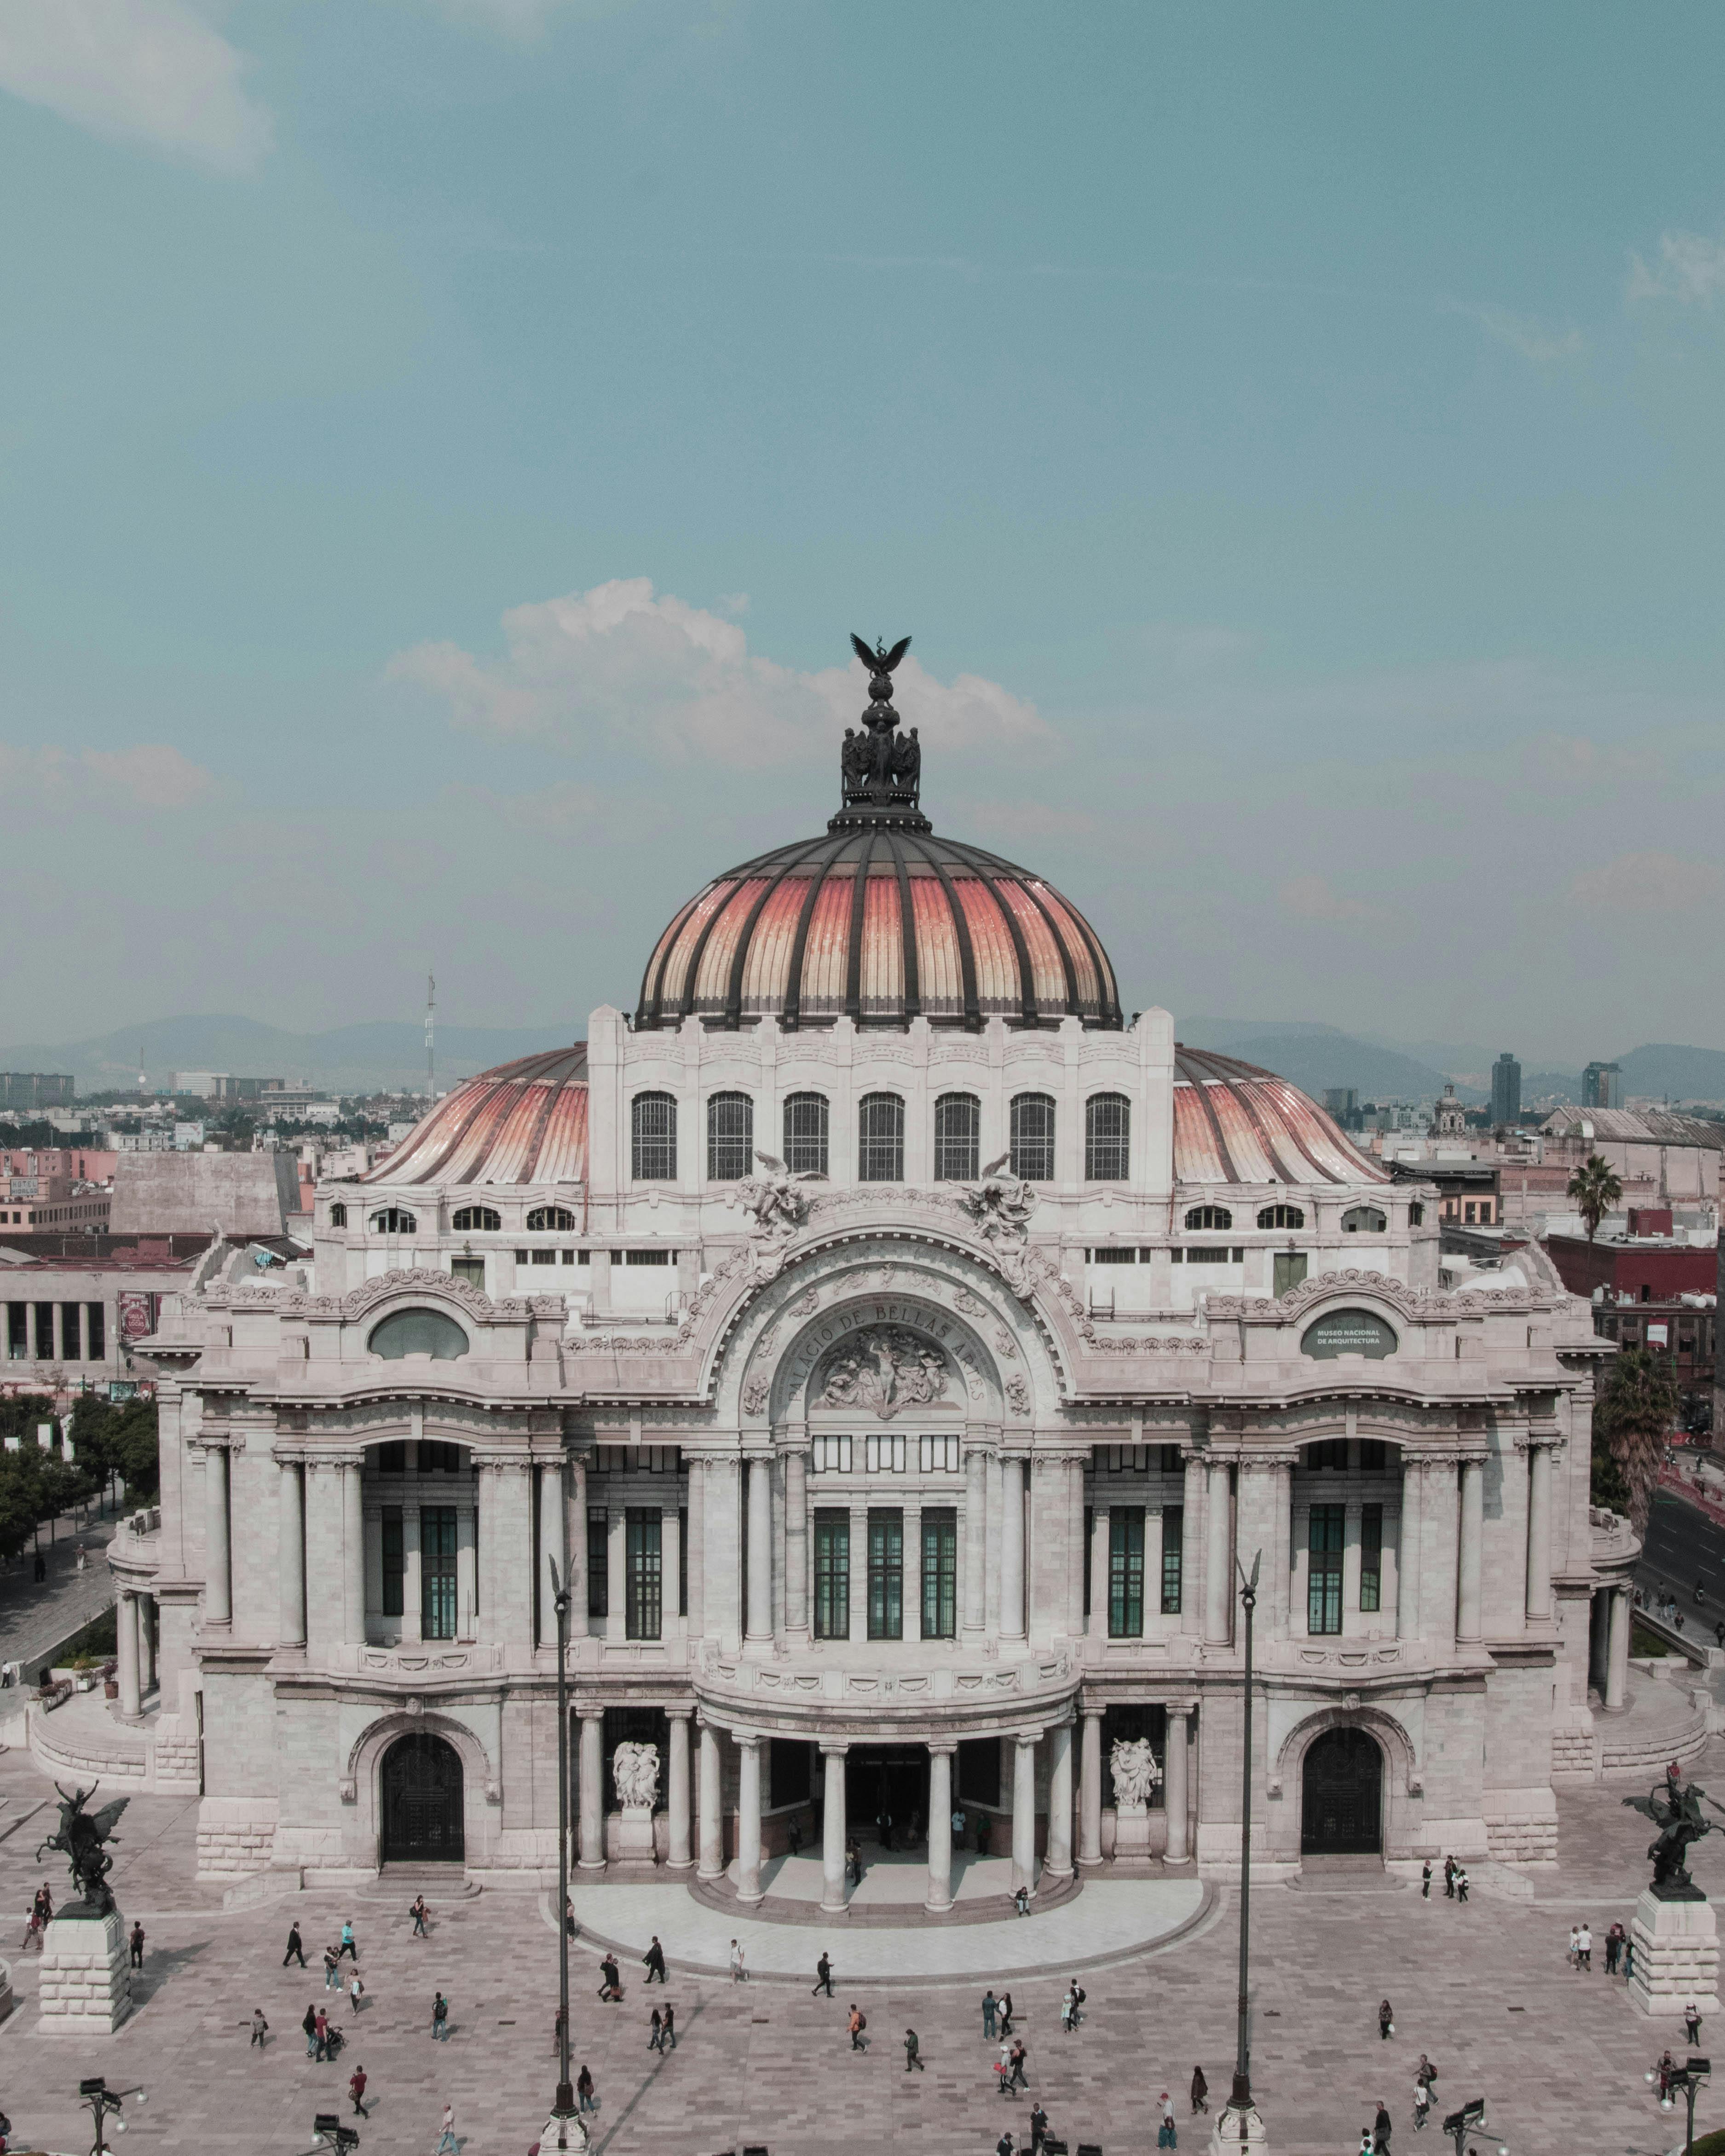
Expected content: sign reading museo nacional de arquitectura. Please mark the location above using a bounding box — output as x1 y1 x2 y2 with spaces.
120 632 1628 1903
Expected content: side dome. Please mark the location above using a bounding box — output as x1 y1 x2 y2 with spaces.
635 827 1121 1033
365 1045 588 1186
1173 1048 1389 1187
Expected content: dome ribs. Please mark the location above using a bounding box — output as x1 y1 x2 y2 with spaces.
1169 1047 1389 1188
883 832 922 1021
781 832 854 1031
910 835 983 1031
1008 875 1081 1016
970 858 1041 1028
842 827 879 1022
722 852 806 1029
675 876 750 1023
635 890 702 1027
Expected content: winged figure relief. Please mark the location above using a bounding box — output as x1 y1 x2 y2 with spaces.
851 633 912 681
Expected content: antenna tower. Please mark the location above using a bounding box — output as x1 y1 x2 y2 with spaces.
426 974 436 1101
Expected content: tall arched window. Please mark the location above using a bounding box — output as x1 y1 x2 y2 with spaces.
1085 1094 1131 1181
934 1093 981 1181
858 1093 905 1182
526 1205 577 1231
1183 1205 1232 1231
1010 1093 1056 1182
706 1092 753 1181
327 1202 347 1227
631 1092 677 1181
369 1206 418 1234
784 1092 829 1177
1342 1205 1388 1234
451 1206 502 1232
1257 1204 1305 1230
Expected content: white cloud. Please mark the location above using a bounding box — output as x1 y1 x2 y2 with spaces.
1449 301 1584 364
1570 850 1723 913
388 576 1054 770
0 0 272 171
0 740 218 810
1627 231 1725 305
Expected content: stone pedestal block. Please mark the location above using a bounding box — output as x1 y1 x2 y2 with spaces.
1113 1800 1152 1858
1628 1889 1720 2018
612 1806 656 1862
38 1909 131 2034
1208 2098 1269 2152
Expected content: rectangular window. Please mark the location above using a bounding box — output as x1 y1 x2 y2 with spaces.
858 1093 905 1182
679 1505 688 1618
376 1440 406 1474
625 1509 663 1640
1273 1251 1309 1297
933 1094 981 1182
421 1505 458 1640
1009 1093 1056 1181
706 1093 753 1182
418 1440 462 1473
1108 1506 1145 1637
813 1510 850 1640
587 1508 608 1620
1306 1439 1349 1471
921 1509 957 1638
6 1304 24 1360
1083 1505 1092 1618
450 1257 485 1289
783 1092 830 1177
1308 1504 1345 1636
867 1509 903 1640
1160 1444 1183 1476
59 1303 81 1360
1358 1439 1386 1471
631 1092 677 1181
87 1303 104 1360
1085 1093 1131 1180
35 1304 53 1357
1160 1505 1184 1614
381 1507 405 1618
1360 1502 1383 1613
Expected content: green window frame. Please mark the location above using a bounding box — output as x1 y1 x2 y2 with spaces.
381 1506 404 1619
1307 1504 1345 1636
813 1510 850 1640
1160 1504 1184 1614
1360 1502 1383 1613
421 1505 458 1641
867 1509 903 1640
1108 1506 1145 1637
921 1509 957 1639
625 1509 662 1640
587 1508 608 1621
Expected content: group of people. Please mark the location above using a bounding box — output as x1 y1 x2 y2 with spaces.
1372 2017 1442 2142
18 1880 52 1954
1417 1855 1471 1902
1569 1918 1640 1982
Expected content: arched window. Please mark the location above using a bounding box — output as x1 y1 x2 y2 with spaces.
368 1308 468 1360
784 1092 829 1177
1257 1204 1305 1230
1010 1093 1056 1182
451 1206 502 1233
706 1092 754 1181
327 1202 347 1227
1085 1094 1131 1181
1342 1205 1388 1234
369 1206 418 1235
631 1092 677 1181
526 1205 577 1232
858 1093 905 1182
934 1093 980 1182
1184 1205 1232 1231
1408 1202 1425 1226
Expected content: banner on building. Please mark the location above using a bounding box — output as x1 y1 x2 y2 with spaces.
115 1291 159 1344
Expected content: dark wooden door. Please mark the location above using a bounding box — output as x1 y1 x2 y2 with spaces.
381 1733 465 1862
1300 1727 1382 1854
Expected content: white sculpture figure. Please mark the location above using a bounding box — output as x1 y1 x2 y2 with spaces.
612 1740 660 1813
958 1154 1038 1293
737 1151 822 1280
1111 1735 1162 1810
819 1326 949 1422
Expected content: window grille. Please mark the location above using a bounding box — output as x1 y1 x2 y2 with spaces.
631 1092 677 1181
1307 1504 1344 1634
917 1435 960 1472
328 1202 347 1227
382 1507 404 1618
864 1433 907 1474
813 1512 849 1639
1257 1204 1304 1230
421 1506 458 1640
1184 1205 1232 1231
867 1510 904 1639
1108 1507 1145 1637
1160 1505 1184 1613
625 1509 663 1639
587 1509 608 1620
526 1206 577 1231
1305 1438 1349 1471
921 1509 958 1637
1085 1093 1131 1180
1360 1502 1383 1613
706 1092 754 1182
812 1435 853 1474
858 1092 905 1182
452 1206 501 1232
1010 1093 1056 1182
934 1093 981 1182
784 1092 829 1176
369 1206 417 1234
1342 1205 1388 1234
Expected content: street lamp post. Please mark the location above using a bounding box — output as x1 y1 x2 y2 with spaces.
1216 1549 1266 2151
545 1556 577 2145
1662 2055 1711 2156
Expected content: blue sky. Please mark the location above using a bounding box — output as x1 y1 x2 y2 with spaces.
3 0 1724 1068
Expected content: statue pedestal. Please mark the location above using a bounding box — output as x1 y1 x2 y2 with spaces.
538 2111 590 2153
1630 1889 1719 2018
39 1909 131 2034
1114 1800 1152 1858
1208 2098 1269 2153
612 1805 656 1863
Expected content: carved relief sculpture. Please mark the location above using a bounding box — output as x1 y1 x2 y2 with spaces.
958 1156 1039 1295
737 1152 823 1282
1111 1736 1162 1811
612 1741 661 1814
819 1327 951 1421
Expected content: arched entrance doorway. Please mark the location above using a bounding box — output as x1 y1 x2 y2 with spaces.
1300 1727 1382 1856
381 1732 465 1863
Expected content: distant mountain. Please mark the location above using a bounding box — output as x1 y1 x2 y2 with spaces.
0 1015 577 1097
1173 1017 1352 1050
1617 1043 1725 1104
1183 1027 1483 1106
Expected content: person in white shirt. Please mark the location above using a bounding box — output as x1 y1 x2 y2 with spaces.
1576 1922 1592 1971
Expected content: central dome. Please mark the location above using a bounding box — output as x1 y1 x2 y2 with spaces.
635 824 1122 1032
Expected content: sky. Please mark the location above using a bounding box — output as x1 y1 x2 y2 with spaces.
3 0 1725 1066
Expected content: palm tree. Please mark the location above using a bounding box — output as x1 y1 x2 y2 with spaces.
1568 1152 1623 1245
1593 1344 1679 1533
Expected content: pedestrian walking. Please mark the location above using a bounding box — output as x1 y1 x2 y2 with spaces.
848 2003 867 2050
1420 1860 1431 1900
1415 2055 1436 2098
814 1950 834 1997
1007 2038 1028 2093
1373 2098 1392 2153
644 1934 667 1983
33 1884 52 1927
649 2006 664 2052
553 2003 566 2057
432 1990 450 2041
284 1922 307 1968
435 2102 458 2156
576 2065 595 2114
128 1921 144 1969
314 2007 331 2062
1412 2082 1430 2133
250 2008 269 2047
1060 1980 1081 2032
905 2027 924 2071
410 1894 429 1937
998 1991 1015 2039
1605 1921 1625 1975
348 2066 368 2120
1625 1933 1635 1984
1156 2090 1177 2148
997 2134 1015 2156
1191 2065 1209 2114
1442 1854 1455 1899
1028 2100 1049 2155
1567 1924 1580 1969
338 1918 358 1962
348 1974 365 2015
1379 1999 1394 2041
1687 2000 1704 2046
1454 1865 1470 1902
1577 1921 1592 1970
662 2002 676 2051
302 2004 318 2058
598 1952 621 2001
323 1944 341 1990
18 1913 40 1956
983 1988 998 2038
731 1938 747 1983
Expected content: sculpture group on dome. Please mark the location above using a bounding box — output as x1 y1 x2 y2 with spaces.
840 631 922 814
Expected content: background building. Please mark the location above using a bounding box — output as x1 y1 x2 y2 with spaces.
1583 1061 1623 1110
1491 1053 1521 1128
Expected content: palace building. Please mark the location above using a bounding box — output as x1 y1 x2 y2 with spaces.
117 636 1634 1902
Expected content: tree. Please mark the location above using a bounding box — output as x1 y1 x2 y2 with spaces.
68 1396 159 1504
1593 1343 1679 1532
1568 1152 1623 1245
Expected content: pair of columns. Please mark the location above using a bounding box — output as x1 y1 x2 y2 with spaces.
114 1588 156 1720
575 1708 694 1872
1075 1706 1192 1866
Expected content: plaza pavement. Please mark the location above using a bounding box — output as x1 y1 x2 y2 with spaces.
0 1735 1715 2156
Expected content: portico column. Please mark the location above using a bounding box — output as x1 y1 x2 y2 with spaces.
785 1446 808 1636
1204 1460 1232 1644
1165 1707 1189 1862
277 1457 306 1649
537 1460 565 1648
1088 1505 1110 1637
578 1711 607 1872
1396 1454 1424 1641
924 1744 955 1913
746 1455 772 1642
139 1597 156 1695
341 1456 364 1646
1525 1441 1553 1621
735 1734 764 1903
666 1710 693 1868
1457 1458 1484 1644
999 1455 1027 1641
684 1456 704 1638
963 1445 987 1631
1011 1734 1037 1895
821 1741 849 1911
1044 1719 1074 1878
697 1720 724 1879
1078 1708 1104 1868
116 1591 140 1719
203 1441 231 1626
1606 1585 1632 1712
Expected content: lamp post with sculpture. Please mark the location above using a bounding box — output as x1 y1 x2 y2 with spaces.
542 1556 581 2153
1211 1550 1267 2153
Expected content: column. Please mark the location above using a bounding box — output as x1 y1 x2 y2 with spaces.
1204 1460 1232 1644
1165 1707 1189 1862
746 1455 772 1642
277 1458 306 1649
1396 1455 1423 1641
1078 1709 1103 1868
1044 1718 1074 1877
736 1733 764 1902
456 1506 477 1640
1457 1458 1484 1644
784 1447 808 1635
341 1458 365 1646
578 1711 606 1871
925 1744 955 1913
1418 1459 1459 1653
140 1597 156 1695
684 1457 704 1639
821 1741 849 1911
662 1505 682 1638
963 1444 987 1631
1067 1456 1087 1636
606 1510 627 1642
1525 1441 1553 1621
537 1460 564 1647
1011 1734 1037 1895
116 1591 140 1718
1606 1585 1631 1712
1088 1504 1110 1637
568 1455 589 1639
203 1442 231 1626
666 1710 693 1868
999 1454 1026 1641
697 1720 724 1879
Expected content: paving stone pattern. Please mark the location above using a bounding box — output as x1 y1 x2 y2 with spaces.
0 1739 1718 2156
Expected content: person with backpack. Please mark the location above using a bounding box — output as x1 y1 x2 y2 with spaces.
432 1990 450 2041
904 2028 924 2072
410 1895 429 1937
249 2007 269 2048
848 2003 867 2050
